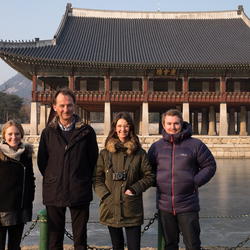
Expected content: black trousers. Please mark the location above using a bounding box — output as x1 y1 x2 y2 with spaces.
108 225 141 250
46 204 90 250
158 210 201 250
0 223 24 250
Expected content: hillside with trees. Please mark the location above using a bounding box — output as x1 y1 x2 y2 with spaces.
0 74 32 123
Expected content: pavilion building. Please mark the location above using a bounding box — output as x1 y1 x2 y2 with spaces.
0 3 249 136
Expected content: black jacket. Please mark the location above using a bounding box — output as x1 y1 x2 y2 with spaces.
38 114 99 207
0 144 35 223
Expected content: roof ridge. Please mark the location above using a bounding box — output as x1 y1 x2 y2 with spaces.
69 6 246 20
53 3 72 45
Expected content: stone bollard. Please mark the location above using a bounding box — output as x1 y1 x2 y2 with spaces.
38 209 49 250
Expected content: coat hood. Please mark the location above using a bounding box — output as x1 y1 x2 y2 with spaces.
48 114 86 130
105 138 139 155
162 121 192 144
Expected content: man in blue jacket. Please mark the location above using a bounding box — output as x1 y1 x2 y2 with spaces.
148 109 216 250
38 87 98 250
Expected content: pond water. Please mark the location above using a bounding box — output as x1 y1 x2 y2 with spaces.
21 158 250 248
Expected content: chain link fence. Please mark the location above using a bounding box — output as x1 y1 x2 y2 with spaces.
20 212 250 249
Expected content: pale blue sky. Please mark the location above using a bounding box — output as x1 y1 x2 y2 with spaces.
0 0 249 84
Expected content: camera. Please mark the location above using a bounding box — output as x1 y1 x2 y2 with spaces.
113 172 127 181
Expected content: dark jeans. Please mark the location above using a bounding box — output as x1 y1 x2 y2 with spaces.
0 223 24 250
108 225 141 250
158 210 201 250
46 204 90 250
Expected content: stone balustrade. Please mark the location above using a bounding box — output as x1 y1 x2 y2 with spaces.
7 135 250 159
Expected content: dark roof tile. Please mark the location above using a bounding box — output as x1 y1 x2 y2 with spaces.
1 9 250 67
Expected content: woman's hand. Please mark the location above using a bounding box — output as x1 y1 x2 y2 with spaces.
125 189 132 195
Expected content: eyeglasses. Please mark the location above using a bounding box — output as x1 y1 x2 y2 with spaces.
116 125 130 129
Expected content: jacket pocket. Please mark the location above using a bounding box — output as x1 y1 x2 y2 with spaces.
99 193 115 222
44 177 57 184
43 177 58 204
122 194 143 219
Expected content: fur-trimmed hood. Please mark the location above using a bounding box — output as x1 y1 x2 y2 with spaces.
0 143 33 162
48 114 86 130
105 138 139 155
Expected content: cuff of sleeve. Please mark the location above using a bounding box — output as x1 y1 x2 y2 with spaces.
102 193 110 201
128 187 136 194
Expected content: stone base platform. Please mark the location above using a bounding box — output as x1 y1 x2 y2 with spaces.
21 135 250 158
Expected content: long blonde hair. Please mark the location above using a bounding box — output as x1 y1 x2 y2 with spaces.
1 120 24 140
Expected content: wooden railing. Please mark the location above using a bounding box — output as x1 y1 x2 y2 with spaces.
32 91 250 103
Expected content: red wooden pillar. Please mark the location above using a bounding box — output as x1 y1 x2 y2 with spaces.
183 76 189 102
104 75 111 135
32 75 37 101
143 75 148 102
69 75 74 91
221 77 226 102
105 75 110 101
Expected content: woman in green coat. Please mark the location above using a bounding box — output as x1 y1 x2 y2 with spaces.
93 112 155 250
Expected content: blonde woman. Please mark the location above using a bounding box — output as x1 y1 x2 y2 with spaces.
0 120 35 250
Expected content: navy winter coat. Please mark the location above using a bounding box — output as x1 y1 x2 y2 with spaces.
148 122 216 214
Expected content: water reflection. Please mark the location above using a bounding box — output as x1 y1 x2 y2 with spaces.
21 158 250 248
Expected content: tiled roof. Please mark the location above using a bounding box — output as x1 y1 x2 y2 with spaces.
0 5 250 69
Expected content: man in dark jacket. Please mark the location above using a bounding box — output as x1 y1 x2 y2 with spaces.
38 87 98 250
148 109 216 250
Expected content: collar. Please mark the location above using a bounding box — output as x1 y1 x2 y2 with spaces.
58 117 75 131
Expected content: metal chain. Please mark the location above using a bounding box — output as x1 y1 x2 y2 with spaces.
64 213 158 249
63 213 250 224
228 234 250 250
200 214 250 219
21 212 250 250
141 212 158 236
64 229 113 250
21 217 38 242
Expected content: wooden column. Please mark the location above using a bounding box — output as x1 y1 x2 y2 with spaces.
229 108 236 135
32 75 37 101
142 102 149 136
30 102 38 135
208 106 216 135
31 74 38 135
193 110 199 134
220 77 226 102
39 104 46 134
183 76 188 102
143 75 148 101
69 75 74 90
182 103 189 123
105 75 110 101
220 103 228 136
240 106 248 136
142 75 149 136
104 75 111 135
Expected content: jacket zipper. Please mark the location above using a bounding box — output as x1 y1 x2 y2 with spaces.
10 159 26 208
21 166 26 208
171 136 176 215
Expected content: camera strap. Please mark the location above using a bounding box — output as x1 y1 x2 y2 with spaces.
109 151 127 174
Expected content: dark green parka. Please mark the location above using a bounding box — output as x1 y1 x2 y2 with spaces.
93 138 155 228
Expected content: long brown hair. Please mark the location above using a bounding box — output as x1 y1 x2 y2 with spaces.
105 112 140 148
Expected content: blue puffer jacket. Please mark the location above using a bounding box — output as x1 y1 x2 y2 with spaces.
148 122 216 214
